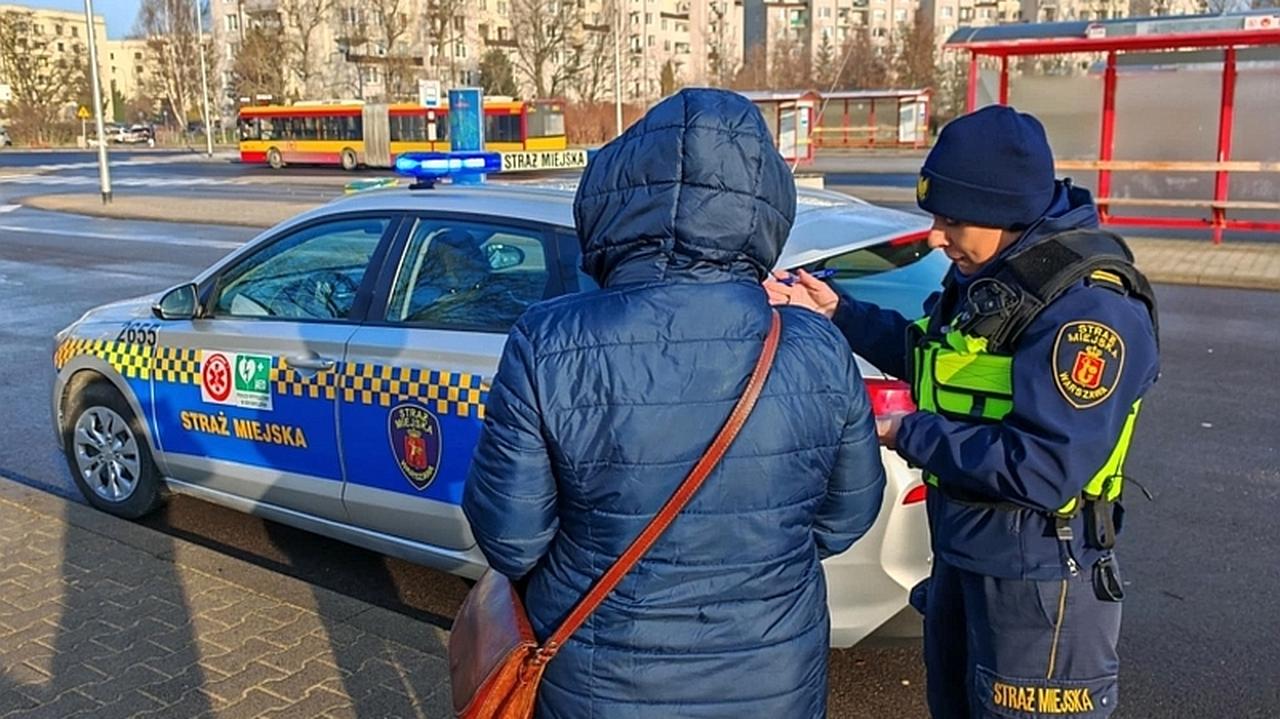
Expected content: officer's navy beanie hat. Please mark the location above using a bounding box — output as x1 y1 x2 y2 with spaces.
917 105 1056 229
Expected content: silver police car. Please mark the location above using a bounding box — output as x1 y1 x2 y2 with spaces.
51 177 942 647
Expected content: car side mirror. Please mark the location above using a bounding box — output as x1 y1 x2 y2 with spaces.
485 243 526 271
152 283 199 320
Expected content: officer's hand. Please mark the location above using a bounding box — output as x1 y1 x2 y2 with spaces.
876 412 906 449
763 270 839 319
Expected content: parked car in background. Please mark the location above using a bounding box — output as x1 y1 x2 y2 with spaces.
125 124 156 146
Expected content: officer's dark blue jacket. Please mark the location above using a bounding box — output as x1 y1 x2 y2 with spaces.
833 182 1159 580
463 89 886 718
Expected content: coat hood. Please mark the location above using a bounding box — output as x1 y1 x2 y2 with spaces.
573 88 797 286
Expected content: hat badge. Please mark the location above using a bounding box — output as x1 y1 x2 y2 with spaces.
916 175 930 202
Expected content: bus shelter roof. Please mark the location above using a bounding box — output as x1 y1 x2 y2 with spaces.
945 9 1280 56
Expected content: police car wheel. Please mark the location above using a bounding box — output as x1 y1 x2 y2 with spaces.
63 383 164 520
340 148 358 171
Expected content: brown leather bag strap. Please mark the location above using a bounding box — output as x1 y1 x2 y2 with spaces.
533 309 783 664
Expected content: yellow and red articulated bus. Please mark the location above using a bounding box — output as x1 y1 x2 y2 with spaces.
237 99 568 170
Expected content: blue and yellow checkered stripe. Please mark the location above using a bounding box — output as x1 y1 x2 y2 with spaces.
54 339 153 380
340 363 488 419
153 346 201 385
56 340 489 420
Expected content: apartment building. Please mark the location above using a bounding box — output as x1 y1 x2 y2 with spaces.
0 4 112 117
208 0 747 115
745 0 938 80
1130 0 1204 15
1019 0 1130 23
104 39 150 106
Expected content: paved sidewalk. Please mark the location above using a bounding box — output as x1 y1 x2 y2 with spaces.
0 478 453 719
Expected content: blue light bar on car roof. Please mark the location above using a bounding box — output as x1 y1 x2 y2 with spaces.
394 151 502 185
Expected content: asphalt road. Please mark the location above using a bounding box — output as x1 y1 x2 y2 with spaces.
2 155 1279 716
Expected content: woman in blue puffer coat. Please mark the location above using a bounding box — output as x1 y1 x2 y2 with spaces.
462 88 886 719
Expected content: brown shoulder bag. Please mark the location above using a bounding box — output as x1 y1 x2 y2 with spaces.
448 310 782 718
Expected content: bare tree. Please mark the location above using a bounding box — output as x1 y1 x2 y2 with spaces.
933 58 970 124
893 10 936 90
730 43 769 90
0 10 88 143
568 11 615 104
833 28 891 90
232 24 287 101
422 0 466 86
706 0 738 86
137 0 202 128
367 0 417 100
509 0 581 98
769 32 811 90
278 0 335 98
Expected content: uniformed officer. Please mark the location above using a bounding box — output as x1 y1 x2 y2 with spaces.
766 105 1159 718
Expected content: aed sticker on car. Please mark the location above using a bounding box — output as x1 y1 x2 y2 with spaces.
201 351 273 411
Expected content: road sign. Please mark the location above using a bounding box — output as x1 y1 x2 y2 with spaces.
499 149 590 172
419 79 442 108
76 105 91 120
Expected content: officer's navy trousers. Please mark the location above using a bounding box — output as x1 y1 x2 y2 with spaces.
918 558 1122 718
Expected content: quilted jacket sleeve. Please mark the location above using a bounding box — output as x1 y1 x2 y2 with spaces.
462 322 559 581
813 329 887 559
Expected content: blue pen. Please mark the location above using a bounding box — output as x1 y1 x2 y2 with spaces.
778 268 836 286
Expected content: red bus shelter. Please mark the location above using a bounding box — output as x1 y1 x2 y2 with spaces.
946 11 1280 244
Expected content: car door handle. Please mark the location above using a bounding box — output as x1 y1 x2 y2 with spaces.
287 355 336 371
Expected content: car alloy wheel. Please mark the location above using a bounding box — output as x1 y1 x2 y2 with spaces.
73 406 142 502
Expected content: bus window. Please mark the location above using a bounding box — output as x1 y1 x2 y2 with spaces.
391 115 427 142
485 114 521 143
526 103 565 138
260 118 277 140
238 118 260 141
345 116 362 141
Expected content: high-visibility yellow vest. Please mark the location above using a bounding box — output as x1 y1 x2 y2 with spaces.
910 316 1140 517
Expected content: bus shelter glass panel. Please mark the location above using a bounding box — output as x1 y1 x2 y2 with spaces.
1111 58 1223 220
1228 57 1280 222
817 99 847 146
844 101 871 145
1007 55 1103 191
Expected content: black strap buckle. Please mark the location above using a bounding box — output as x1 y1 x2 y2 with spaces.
1093 554 1125 602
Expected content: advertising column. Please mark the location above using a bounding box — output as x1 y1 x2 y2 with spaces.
448 88 485 184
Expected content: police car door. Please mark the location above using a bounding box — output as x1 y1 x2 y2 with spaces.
151 214 398 522
339 215 562 550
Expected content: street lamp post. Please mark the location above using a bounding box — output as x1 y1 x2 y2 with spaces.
613 0 623 137
194 0 214 157
81 0 111 203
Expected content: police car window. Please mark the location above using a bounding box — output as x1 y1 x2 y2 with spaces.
386 219 551 332
212 217 389 321
810 235 950 318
